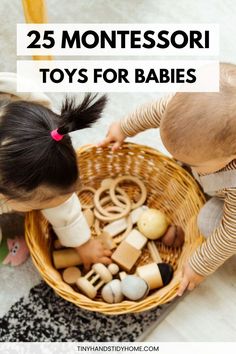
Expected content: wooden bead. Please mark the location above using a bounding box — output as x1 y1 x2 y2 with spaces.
53 249 82 269
108 263 119 275
161 225 185 247
62 267 81 285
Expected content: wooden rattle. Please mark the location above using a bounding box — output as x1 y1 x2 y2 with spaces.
53 249 82 269
110 176 147 210
62 266 81 285
136 262 173 290
76 263 113 299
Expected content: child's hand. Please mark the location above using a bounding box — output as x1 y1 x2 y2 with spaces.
178 262 205 296
98 122 127 152
76 239 112 271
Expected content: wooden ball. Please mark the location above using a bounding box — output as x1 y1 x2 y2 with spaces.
161 225 185 247
137 209 169 240
108 263 119 275
101 279 124 303
121 275 149 301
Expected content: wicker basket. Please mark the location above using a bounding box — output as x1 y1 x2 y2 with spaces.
25 143 205 315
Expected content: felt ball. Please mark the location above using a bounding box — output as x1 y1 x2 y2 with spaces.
158 263 174 286
137 209 169 240
101 279 124 304
161 225 185 247
121 275 149 301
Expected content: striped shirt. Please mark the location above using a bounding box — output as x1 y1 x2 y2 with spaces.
120 95 236 277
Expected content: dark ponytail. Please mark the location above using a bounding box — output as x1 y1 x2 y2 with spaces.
58 93 107 135
0 93 107 200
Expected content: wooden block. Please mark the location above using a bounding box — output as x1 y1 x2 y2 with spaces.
125 229 147 250
111 241 141 272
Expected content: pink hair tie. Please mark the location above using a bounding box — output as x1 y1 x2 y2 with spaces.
51 129 64 141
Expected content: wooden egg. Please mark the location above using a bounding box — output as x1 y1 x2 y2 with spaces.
161 225 185 247
101 279 124 303
137 209 169 240
121 275 149 301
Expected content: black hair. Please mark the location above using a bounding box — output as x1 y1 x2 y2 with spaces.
0 93 107 200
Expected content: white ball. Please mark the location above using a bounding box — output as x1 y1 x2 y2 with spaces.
101 279 124 304
137 209 169 239
121 275 149 301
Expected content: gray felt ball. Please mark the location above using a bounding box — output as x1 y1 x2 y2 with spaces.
121 275 149 301
101 279 124 304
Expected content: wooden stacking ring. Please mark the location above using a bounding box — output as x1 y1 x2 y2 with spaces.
110 176 147 210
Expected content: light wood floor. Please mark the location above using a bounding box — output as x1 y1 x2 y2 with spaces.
144 255 236 341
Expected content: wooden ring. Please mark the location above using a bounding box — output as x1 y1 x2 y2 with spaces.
94 205 128 222
98 192 128 217
94 186 131 218
78 186 96 209
110 176 147 210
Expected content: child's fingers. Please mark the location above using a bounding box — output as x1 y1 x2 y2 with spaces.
112 141 122 152
103 249 112 257
187 282 196 291
97 136 112 147
99 256 112 265
177 277 189 296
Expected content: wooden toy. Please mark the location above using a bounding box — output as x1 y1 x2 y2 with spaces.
111 241 141 272
101 178 114 188
119 271 127 280
94 186 131 221
147 241 162 263
78 186 96 209
121 275 149 301
161 225 185 247
136 262 174 290
137 209 169 240
76 263 113 299
53 249 82 269
110 176 147 210
62 266 81 285
53 239 63 249
108 263 119 275
83 208 94 228
125 229 147 250
101 279 124 303
102 206 147 237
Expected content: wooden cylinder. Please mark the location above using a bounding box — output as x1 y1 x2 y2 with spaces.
62 267 81 285
53 249 82 269
136 263 163 290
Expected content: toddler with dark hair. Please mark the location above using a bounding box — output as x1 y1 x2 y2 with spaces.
0 72 111 269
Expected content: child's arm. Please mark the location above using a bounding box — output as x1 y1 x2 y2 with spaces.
178 188 236 294
99 94 174 150
42 193 111 269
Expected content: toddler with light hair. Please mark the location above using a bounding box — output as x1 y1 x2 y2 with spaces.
100 63 236 295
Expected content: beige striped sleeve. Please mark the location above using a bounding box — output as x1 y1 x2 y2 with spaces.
120 94 174 137
189 188 236 277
